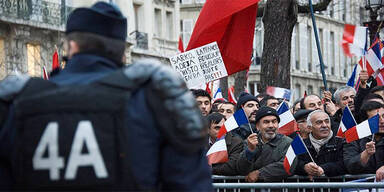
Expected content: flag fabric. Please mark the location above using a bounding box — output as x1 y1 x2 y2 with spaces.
52 49 60 70
277 102 298 136
358 39 383 76
178 36 184 53
42 66 49 80
186 0 260 75
355 77 360 92
206 136 228 165
342 24 367 57
347 64 358 87
205 83 212 96
345 114 379 143
213 88 225 101
228 86 237 104
375 68 384 86
336 106 357 138
266 86 291 101
217 108 248 139
304 90 307 98
283 136 307 174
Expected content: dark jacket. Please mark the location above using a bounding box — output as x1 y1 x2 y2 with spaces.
343 136 384 174
212 133 245 176
354 86 371 123
295 136 347 177
232 123 257 141
237 134 292 181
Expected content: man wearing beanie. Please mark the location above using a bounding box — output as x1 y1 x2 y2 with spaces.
0 2 211 191
232 92 260 140
237 107 292 182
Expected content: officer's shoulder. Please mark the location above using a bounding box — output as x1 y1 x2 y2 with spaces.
0 74 30 101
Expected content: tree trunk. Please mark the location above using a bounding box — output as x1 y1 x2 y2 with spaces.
260 0 297 91
234 70 247 98
220 77 228 99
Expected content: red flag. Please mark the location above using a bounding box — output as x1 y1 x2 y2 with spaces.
304 91 307 98
186 0 260 75
178 36 184 53
205 83 212 96
228 86 237 104
52 49 60 70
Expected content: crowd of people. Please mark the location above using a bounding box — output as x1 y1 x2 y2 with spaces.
192 69 384 182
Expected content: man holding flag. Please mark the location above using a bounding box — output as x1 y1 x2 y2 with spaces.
237 107 292 182
344 101 384 181
294 110 346 177
232 92 260 140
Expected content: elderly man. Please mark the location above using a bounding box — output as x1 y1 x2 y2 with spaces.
237 107 292 182
300 94 324 111
344 101 384 181
233 92 260 140
192 89 212 116
289 109 313 139
294 110 346 177
206 113 244 176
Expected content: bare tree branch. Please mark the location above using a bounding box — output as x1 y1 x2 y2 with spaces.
298 0 333 13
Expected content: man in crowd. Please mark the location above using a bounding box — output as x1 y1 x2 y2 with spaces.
192 89 212 116
237 107 292 182
370 86 384 99
294 110 346 178
289 109 313 139
233 92 260 140
300 94 324 111
206 113 244 176
259 95 280 110
292 98 302 114
217 101 236 119
344 101 384 181
0 2 212 190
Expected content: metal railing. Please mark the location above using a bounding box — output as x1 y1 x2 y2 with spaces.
212 175 380 192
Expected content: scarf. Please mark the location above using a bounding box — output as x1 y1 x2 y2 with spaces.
309 130 333 153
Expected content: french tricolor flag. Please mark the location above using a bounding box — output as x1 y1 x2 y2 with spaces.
283 135 307 174
266 86 291 101
213 88 225 101
342 24 367 57
358 39 383 76
336 106 357 138
345 114 379 143
277 102 298 136
216 108 248 139
206 136 228 165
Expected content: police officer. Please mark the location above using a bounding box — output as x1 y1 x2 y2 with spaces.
0 2 212 190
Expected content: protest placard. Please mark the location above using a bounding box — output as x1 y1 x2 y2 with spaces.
169 42 227 87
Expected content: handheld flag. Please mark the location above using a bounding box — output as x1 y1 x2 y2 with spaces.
266 86 291 101
342 24 367 57
178 36 184 53
347 64 358 87
336 106 357 138
345 114 379 143
217 108 248 138
358 39 383 76
213 88 225 101
52 49 60 71
42 66 49 80
206 136 228 165
284 136 307 174
186 0 260 75
228 86 237 104
277 102 298 136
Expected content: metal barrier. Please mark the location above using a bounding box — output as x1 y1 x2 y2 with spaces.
212 175 380 192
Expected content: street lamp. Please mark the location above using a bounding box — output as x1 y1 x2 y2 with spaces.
365 0 384 44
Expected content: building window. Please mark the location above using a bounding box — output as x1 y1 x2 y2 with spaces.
27 43 41 77
154 8 162 37
0 38 4 79
330 31 335 75
295 84 301 101
295 25 300 70
319 28 324 56
166 11 174 40
308 85 313 95
181 0 192 4
329 2 334 18
134 4 144 32
342 0 346 22
182 19 193 47
307 26 312 72
195 0 206 3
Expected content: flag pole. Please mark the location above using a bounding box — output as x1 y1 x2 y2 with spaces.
298 135 316 164
308 0 327 91
242 107 254 134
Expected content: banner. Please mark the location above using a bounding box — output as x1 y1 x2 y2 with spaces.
169 42 227 87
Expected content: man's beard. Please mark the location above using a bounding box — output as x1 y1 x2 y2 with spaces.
262 128 277 140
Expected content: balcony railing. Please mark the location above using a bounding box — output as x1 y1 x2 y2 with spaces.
130 30 148 50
